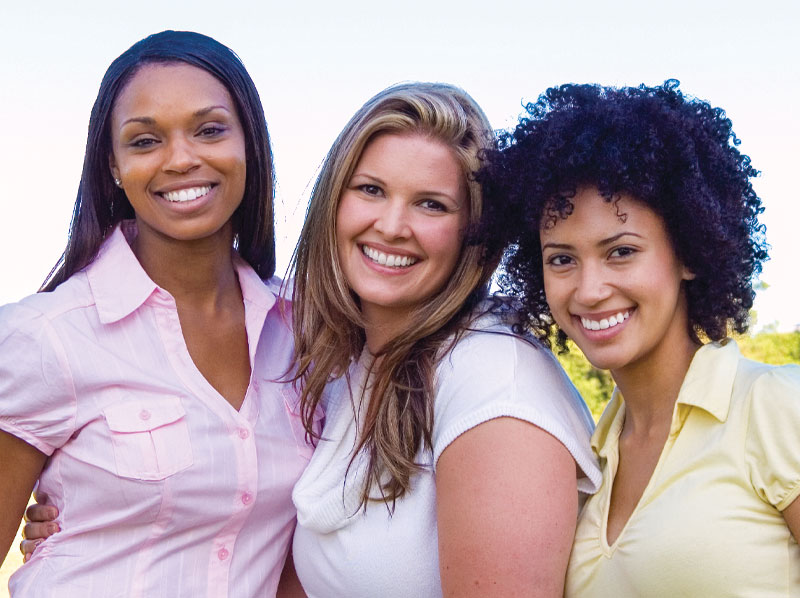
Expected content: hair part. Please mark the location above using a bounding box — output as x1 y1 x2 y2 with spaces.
290 82 498 509
478 79 768 351
41 30 275 291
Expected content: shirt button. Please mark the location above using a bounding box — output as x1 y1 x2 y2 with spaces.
139 409 151 421
238 428 250 440
241 492 253 506
217 547 229 561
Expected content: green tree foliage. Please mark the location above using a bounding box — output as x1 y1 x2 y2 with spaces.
736 330 800 365
555 341 614 420
556 331 800 421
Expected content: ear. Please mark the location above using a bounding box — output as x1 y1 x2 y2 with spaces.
109 155 121 188
681 265 696 281
108 153 119 179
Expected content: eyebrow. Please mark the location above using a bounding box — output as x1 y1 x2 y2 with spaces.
542 231 643 251
120 105 232 128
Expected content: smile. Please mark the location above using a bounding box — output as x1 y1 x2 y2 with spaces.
361 245 418 268
580 311 630 331
161 185 213 203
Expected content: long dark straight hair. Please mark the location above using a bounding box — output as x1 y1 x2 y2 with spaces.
42 30 275 291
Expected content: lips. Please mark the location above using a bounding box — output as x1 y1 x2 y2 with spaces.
580 310 630 331
361 245 419 268
159 185 213 203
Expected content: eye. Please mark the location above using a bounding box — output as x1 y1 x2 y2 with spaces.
358 184 383 197
129 136 158 149
198 125 226 138
418 198 449 212
545 254 574 267
609 246 637 259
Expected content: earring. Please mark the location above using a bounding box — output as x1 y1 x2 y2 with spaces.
114 177 122 188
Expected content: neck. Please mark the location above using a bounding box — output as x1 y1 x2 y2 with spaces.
362 305 412 354
612 330 701 437
132 219 239 309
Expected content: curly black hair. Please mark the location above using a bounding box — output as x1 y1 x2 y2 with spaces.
476 79 768 350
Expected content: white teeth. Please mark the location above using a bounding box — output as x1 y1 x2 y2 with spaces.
162 186 212 202
581 311 630 331
361 246 418 268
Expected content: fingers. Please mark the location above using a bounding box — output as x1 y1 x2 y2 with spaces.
19 538 43 561
22 521 60 540
24 504 59 523
19 504 60 562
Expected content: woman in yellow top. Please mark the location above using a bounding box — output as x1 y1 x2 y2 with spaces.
478 80 800 596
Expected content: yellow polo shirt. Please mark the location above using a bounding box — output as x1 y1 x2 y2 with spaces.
565 339 800 597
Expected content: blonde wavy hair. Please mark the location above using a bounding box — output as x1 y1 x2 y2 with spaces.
290 82 498 508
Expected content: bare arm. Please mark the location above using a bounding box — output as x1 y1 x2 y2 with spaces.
436 417 578 598
782 495 800 544
0 430 48 566
276 548 307 598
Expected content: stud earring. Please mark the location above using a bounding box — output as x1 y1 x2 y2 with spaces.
114 178 122 188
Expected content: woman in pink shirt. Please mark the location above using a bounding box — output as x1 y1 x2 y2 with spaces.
0 31 310 597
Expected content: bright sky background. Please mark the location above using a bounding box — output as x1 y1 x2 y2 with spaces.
2 0 798 331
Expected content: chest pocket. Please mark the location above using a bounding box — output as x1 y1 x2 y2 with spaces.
103 396 193 481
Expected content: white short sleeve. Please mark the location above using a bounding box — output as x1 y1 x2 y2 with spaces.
0 302 77 454
432 328 601 494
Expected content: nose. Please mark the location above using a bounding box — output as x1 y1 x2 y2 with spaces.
573 261 613 307
162 136 201 174
373 199 411 240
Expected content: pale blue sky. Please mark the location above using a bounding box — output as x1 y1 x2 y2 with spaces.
2 0 798 330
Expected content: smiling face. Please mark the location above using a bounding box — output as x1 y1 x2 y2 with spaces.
539 187 695 378
109 62 247 249
335 132 468 338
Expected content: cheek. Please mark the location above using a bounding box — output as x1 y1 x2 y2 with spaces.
542 275 570 320
334 197 357 246
227 149 248 194
425 221 464 268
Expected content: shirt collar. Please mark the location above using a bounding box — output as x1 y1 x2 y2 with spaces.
86 221 158 324
590 339 740 457
86 220 281 324
591 388 625 458
674 338 740 423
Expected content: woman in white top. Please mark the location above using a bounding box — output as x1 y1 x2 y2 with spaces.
285 82 600 596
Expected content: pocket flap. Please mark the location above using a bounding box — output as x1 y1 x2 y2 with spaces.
103 396 186 433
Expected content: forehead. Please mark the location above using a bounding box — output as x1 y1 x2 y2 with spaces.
113 63 235 119
356 133 462 182
540 188 665 240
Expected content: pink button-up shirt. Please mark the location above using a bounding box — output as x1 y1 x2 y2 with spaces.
0 223 312 597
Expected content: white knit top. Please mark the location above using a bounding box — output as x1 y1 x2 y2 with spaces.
292 314 600 597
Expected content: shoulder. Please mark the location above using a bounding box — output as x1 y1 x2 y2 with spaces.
732 347 800 414
264 275 293 301
433 317 600 491
0 282 84 346
1 275 91 327
437 320 578 406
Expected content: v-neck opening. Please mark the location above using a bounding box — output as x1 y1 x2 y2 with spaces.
153 290 268 420
600 404 680 554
